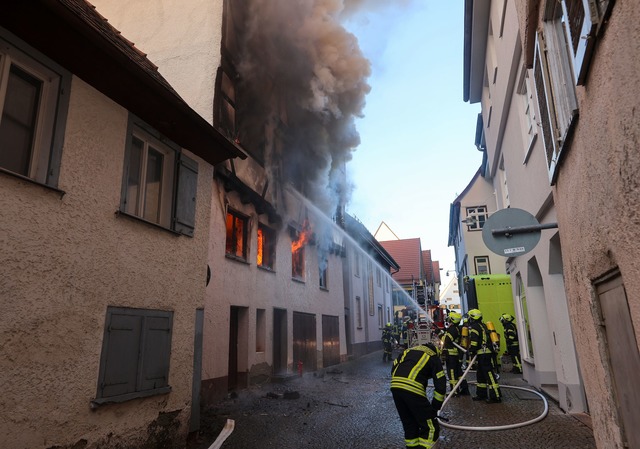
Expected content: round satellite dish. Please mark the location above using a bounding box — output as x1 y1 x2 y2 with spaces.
482 208 541 257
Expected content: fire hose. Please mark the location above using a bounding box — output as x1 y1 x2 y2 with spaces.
436 345 549 431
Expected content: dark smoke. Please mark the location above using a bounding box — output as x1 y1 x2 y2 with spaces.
236 0 371 215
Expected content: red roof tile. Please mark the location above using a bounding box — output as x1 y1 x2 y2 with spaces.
379 238 423 285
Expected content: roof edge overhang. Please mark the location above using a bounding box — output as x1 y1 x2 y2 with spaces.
463 0 490 104
1 0 246 166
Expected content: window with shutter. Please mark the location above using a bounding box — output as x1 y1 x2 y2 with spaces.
94 307 173 406
120 116 199 236
534 2 580 184
0 30 70 188
549 0 616 86
174 154 198 237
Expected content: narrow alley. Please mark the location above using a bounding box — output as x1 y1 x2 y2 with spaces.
187 350 596 449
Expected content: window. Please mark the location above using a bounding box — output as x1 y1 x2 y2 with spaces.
498 158 510 209
465 206 488 230
215 67 236 142
291 228 306 280
517 68 538 163
226 209 249 260
377 305 383 329
354 252 360 277
517 274 534 360
121 119 199 236
376 267 382 287
257 223 276 270
355 296 362 329
318 254 329 290
93 307 173 406
534 1 580 184
564 0 613 85
0 32 70 187
368 261 375 316
474 256 491 275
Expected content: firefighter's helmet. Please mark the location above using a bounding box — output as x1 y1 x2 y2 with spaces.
468 309 483 322
386 322 392 328
499 313 515 324
447 311 462 325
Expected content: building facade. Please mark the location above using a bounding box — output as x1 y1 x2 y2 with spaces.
461 0 640 446
0 1 242 447
90 0 387 412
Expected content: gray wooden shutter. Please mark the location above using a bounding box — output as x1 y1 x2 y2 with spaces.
174 153 198 236
140 314 173 391
101 313 142 398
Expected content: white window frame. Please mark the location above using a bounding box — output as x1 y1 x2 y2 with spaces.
517 67 539 164
123 125 176 228
465 206 488 231
120 117 199 236
0 32 69 187
534 5 579 184
474 256 491 275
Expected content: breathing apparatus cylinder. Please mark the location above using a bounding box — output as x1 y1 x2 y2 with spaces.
460 324 470 349
486 321 500 351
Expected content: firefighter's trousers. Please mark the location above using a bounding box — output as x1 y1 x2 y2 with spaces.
391 389 440 448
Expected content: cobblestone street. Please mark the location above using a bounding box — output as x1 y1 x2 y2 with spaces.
187 350 596 449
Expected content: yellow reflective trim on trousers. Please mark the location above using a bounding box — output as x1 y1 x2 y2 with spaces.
433 391 444 401
405 437 420 447
420 419 437 448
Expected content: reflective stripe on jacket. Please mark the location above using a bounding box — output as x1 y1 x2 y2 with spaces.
391 345 447 406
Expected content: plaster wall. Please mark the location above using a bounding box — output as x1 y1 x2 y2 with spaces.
90 0 223 124
524 0 640 446
0 78 213 448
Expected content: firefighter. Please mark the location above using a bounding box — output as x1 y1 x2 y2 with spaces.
467 308 502 403
500 313 523 374
440 311 469 396
382 323 395 362
391 342 446 449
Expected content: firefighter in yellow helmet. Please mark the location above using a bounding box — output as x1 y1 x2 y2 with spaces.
467 309 502 403
391 342 447 448
382 322 395 362
440 311 470 396
500 313 522 374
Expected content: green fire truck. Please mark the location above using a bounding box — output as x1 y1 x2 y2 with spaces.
464 274 516 355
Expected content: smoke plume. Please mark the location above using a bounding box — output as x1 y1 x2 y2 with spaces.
236 0 371 215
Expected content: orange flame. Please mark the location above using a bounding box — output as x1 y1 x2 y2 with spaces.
291 227 311 253
257 227 264 265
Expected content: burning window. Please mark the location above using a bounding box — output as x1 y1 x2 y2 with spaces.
225 209 248 260
257 223 276 270
291 222 311 280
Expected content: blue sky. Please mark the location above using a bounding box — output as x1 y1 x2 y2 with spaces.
343 2 483 273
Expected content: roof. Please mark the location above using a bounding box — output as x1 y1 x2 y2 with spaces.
344 215 399 271
1 0 246 165
463 0 491 103
422 251 442 285
379 238 423 285
422 250 433 283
